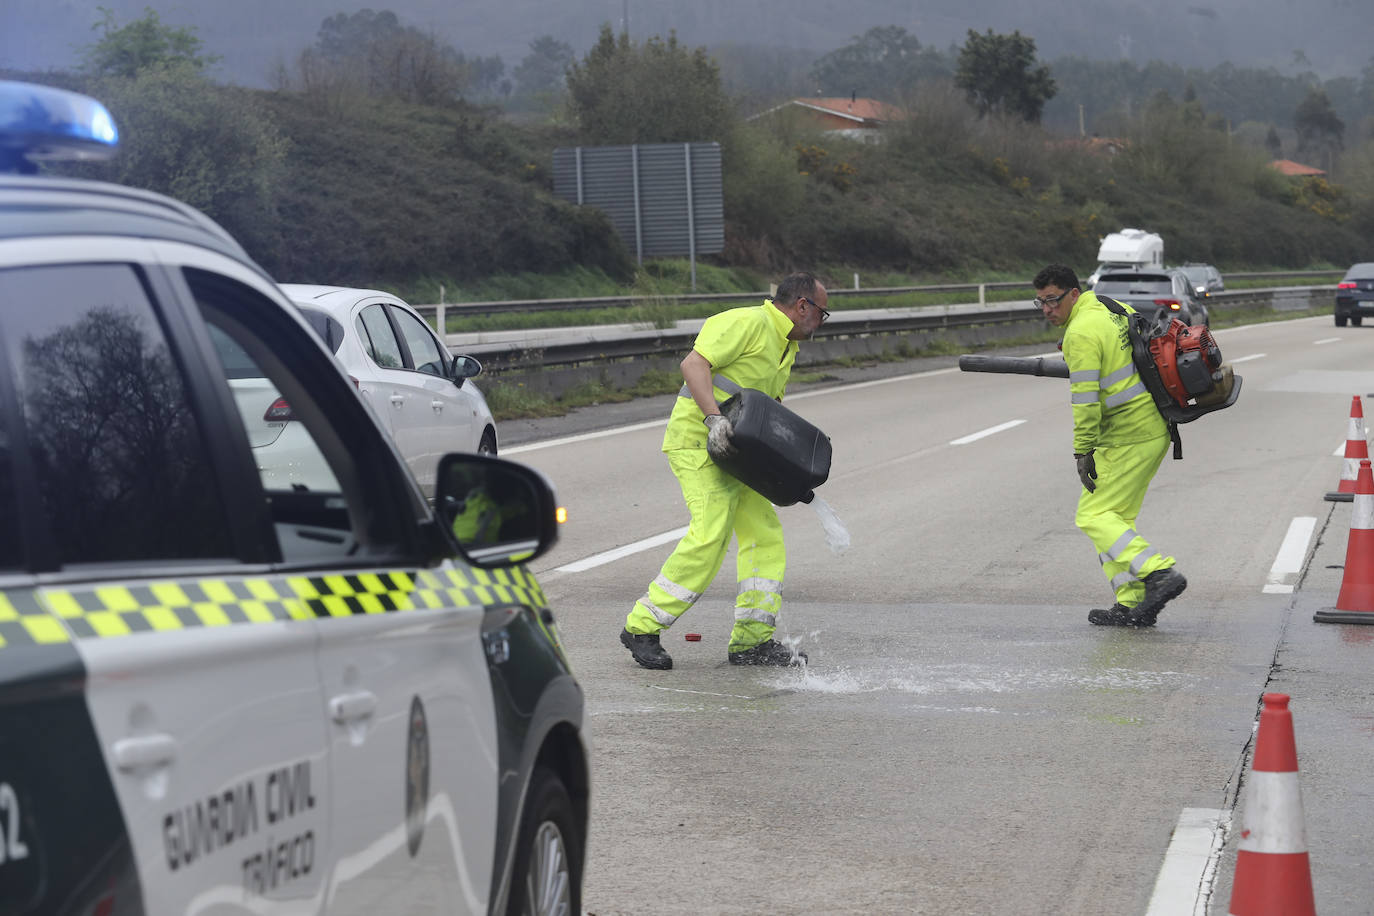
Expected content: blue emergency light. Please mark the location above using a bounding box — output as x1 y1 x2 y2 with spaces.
0 80 119 173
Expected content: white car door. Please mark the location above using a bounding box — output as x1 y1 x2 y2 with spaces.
355 303 428 483
388 304 481 483
0 251 334 915
312 567 500 915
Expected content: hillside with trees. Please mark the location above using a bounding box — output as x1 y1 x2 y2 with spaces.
10 8 1374 298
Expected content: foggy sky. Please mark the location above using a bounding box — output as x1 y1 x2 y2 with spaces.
2 0 1369 89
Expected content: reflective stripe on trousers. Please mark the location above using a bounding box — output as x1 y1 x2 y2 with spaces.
1075 436 1175 606
625 448 786 650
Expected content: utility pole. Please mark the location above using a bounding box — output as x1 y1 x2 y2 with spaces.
622 0 629 37
1078 103 1085 137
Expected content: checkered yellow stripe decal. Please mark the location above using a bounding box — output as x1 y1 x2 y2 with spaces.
0 566 546 647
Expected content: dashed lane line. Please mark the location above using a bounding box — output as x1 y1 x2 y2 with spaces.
1264 516 1316 594
949 419 1026 445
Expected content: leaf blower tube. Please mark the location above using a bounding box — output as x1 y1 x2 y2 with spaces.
958 354 1070 379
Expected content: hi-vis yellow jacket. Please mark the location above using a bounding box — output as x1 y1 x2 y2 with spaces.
661 300 799 451
1062 291 1167 454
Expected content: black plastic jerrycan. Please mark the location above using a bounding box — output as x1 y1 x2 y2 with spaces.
713 388 832 506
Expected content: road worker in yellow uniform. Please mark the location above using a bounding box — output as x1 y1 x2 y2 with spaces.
1033 264 1187 626
620 272 828 669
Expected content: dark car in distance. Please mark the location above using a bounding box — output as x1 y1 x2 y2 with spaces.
1091 269 1209 327
1177 263 1224 298
1335 263 1374 327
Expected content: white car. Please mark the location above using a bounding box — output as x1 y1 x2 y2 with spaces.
279 284 498 496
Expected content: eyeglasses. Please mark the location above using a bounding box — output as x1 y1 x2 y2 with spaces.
1034 290 1073 308
800 297 831 323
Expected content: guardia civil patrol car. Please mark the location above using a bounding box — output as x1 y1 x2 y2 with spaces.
0 81 587 915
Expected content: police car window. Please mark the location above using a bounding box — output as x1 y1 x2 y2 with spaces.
0 264 233 565
357 305 404 369
390 306 447 377
0 422 19 569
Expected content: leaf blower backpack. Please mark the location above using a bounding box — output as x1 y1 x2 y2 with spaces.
1098 295 1242 458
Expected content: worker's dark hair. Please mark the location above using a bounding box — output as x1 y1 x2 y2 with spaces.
775 272 819 306
1033 264 1079 291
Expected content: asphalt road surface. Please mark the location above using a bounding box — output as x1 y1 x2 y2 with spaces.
504 315 1374 915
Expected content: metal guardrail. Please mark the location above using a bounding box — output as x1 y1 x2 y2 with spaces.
412 270 1341 319
468 285 1334 373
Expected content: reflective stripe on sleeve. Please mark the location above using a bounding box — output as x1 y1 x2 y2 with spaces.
1100 363 1137 388
1070 369 1100 384
1103 381 1148 408
1071 390 1099 405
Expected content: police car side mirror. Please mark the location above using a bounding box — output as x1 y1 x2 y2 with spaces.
435 454 560 567
448 354 482 388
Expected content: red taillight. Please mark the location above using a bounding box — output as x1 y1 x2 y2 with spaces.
1153 298 1182 311
1338 281 1358 289
264 397 295 421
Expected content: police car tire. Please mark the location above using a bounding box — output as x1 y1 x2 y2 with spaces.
506 766 582 916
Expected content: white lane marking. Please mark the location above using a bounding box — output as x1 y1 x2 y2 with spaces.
1229 353 1266 364
950 419 1026 445
1336 441 1349 456
504 418 665 455
1314 337 1341 345
1263 516 1316 594
555 525 688 573
1144 807 1231 916
786 366 958 401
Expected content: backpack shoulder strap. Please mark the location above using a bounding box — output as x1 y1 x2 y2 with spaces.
1097 294 1128 316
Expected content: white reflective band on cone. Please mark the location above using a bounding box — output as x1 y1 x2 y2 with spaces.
1354 491 1374 530
1237 771 1308 854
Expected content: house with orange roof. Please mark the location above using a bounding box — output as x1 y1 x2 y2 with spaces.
748 95 904 141
1269 159 1326 177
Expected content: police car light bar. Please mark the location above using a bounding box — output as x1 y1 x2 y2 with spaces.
0 80 119 173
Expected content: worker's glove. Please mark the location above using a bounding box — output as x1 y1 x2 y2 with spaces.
704 413 737 459
1075 451 1098 493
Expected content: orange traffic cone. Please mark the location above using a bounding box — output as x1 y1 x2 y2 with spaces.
1315 458 1374 624
1227 693 1315 916
1324 395 1369 502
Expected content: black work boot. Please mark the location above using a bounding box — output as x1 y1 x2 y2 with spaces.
620 629 672 670
727 640 807 667
1132 567 1187 626
1087 603 1145 627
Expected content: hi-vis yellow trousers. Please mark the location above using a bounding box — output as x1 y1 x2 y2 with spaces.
1074 435 1177 607
625 448 785 652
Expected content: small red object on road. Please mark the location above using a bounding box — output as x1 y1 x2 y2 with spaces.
684 633 702 641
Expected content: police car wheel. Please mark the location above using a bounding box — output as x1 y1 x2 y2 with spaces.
479 428 497 456
507 767 581 916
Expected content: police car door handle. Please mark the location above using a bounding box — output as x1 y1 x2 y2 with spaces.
329 690 378 723
390 394 405 407
112 734 177 771
430 399 443 411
